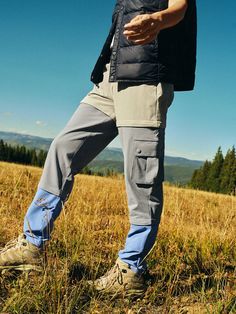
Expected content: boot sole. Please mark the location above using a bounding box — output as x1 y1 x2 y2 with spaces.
0 264 43 274
87 281 147 299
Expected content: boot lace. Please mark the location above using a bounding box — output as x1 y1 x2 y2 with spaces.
97 262 123 288
0 233 27 254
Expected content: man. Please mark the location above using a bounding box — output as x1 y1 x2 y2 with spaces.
0 0 197 298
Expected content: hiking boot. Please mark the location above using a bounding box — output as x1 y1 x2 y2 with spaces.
87 257 149 298
0 233 44 273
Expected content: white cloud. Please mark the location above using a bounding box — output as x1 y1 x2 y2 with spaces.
36 120 47 127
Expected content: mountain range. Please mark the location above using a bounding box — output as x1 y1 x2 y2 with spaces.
0 131 204 184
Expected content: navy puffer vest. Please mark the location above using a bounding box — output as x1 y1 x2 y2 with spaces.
90 0 197 91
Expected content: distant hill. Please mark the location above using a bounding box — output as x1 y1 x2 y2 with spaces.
0 131 52 152
164 156 203 168
0 131 204 184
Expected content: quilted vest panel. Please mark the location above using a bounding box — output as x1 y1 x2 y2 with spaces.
91 0 197 91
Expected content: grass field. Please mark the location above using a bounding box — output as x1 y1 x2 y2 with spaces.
0 161 235 313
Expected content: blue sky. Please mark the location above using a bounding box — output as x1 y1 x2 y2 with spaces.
0 0 235 161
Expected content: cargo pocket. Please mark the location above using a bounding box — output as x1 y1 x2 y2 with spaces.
131 139 162 185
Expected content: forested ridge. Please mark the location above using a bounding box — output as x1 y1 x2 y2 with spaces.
1 138 235 194
0 139 117 177
190 146 236 195
0 139 46 167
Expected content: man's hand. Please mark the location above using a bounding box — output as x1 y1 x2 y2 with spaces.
123 14 161 45
123 0 188 45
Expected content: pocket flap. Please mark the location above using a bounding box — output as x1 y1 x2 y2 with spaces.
133 139 159 157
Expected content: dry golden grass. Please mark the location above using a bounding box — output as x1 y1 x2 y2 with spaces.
0 161 235 313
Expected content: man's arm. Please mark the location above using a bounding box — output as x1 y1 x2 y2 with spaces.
123 0 188 45
152 0 188 30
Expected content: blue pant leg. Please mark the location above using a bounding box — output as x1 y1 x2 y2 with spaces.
118 223 159 274
23 188 63 247
23 103 118 247
117 127 165 273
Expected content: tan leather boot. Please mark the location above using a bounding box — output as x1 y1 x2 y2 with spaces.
87 257 149 298
0 233 44 273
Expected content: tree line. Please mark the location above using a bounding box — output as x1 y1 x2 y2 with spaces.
190 146 236 195
0 139 47 167
1 139 235 193
0 139 118 177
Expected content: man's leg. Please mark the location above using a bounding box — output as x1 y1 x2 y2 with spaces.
23 102 118 248
118 126 165 273
89 127 165 296
0 101 118 273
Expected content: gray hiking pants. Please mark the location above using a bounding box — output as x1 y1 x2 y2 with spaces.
37 102 166 225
